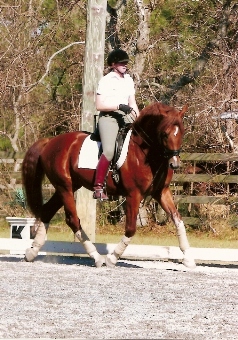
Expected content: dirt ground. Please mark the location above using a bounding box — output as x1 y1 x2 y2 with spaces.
0 255 237 340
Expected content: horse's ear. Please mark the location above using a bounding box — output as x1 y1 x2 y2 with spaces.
179 104 188 118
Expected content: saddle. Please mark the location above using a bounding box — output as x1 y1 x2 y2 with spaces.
90 124 132 184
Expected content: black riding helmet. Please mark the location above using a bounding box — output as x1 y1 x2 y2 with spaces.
107 49 129 66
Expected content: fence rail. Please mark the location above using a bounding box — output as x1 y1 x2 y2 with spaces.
1 153 238 186
180 152 238 161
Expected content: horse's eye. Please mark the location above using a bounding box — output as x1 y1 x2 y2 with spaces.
161 132 168 139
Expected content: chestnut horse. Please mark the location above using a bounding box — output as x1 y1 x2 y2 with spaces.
22 102 196 269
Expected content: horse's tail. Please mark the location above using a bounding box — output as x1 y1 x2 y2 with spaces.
22 138 50 218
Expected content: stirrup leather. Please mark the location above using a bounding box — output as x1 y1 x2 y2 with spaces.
93 186 108 201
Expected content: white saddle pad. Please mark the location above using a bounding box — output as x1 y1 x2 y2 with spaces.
78 130 132 170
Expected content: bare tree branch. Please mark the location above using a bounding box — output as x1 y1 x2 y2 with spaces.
25 41 85 93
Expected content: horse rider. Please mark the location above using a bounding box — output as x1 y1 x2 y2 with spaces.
93 49 140 200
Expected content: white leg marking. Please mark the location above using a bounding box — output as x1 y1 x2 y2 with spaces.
105 236 131 268
173 215 196 269
25 221 46 262
75 230 105 268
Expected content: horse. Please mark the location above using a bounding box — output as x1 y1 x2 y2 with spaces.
22 102 196 269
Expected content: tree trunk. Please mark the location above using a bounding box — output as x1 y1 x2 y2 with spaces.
76 0 107 242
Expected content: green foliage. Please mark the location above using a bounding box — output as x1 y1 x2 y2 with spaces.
15 189 26 210
110 0 139 50
0 136 12 152
41 0 57 18
107 0 118 7
150 7 174 33
0 188 30 218
149 0 219 79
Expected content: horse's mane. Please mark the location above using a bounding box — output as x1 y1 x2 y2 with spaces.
133 102 184 134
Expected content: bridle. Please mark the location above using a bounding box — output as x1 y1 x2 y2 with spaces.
131 123 182 159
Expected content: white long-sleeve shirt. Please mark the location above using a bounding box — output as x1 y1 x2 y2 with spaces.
97 71 135 107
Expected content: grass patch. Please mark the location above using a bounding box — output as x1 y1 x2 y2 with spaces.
95 233 238 248
95 222 238 248
0 222 9 238
47 224 74 242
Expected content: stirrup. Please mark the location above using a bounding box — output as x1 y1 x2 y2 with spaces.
93 186 108 201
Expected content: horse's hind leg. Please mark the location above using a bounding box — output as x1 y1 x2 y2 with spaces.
25 192 64 262
26 184 104 267
25 220 48 262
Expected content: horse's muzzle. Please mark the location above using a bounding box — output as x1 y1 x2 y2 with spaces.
169 156 181 169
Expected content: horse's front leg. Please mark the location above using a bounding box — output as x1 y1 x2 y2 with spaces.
75 228 105 268
64 195 105 267
61 189 105 268
155 188 196 269
105 193 141 268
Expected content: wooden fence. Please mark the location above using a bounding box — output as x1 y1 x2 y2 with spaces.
1 152 238 226
172 152 238 225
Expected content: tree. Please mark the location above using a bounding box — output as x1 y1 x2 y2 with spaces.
0 0 86 151
76 0 107 242
0 0 237 155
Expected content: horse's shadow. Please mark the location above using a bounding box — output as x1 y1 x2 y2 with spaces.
0 255 142 268
1 255 237 270
36 255 142 268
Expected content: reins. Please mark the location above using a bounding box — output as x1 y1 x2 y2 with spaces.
131 124 153 147
141 162 165 206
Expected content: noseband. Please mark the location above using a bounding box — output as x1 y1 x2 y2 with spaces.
163 147 181 159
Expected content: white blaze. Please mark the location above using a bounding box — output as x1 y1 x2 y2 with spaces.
174 126 179 136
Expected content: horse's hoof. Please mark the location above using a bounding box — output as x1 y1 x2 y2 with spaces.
105 254 116 268
24 247 38 262
95 255 105 268
182 258 196 269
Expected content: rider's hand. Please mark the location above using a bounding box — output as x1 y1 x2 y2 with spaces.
118 104 133 114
